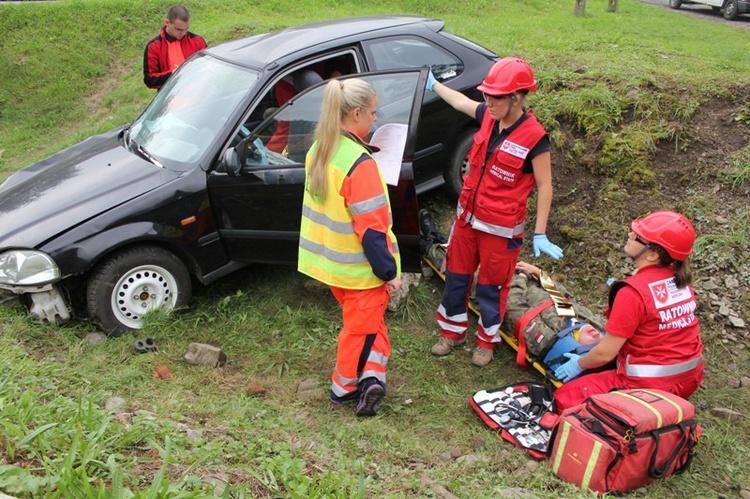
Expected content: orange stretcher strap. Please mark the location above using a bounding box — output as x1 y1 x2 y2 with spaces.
513 299 555 368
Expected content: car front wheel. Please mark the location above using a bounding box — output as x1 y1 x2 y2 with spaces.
668 0 682 8
444 130 476 199
724 0 739 19
86 246 191 335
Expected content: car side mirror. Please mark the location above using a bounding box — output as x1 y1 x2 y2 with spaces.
219 147 242 176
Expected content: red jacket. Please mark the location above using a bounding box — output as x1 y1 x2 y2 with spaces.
607 265 703 384
143 27 206 89
457 111 546 238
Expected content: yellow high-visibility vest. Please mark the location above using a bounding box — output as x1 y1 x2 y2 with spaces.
298 136 400 289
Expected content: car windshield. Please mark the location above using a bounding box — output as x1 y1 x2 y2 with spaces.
127 55 259 170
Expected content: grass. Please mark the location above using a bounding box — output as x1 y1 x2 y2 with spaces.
1 0 750 497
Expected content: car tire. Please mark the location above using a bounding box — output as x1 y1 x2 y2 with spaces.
668 0 682 8
723 0 739 19
86 246 191 335
444 130 476 199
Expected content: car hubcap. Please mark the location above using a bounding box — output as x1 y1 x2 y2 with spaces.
111 264 179 329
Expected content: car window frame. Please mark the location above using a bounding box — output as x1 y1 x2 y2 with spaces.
360 34 465 82
216 49 365 169
219 68 428 176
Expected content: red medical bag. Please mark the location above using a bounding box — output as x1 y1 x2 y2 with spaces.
548 388 702 494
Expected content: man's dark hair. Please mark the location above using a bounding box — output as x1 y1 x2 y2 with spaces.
167 5 190 23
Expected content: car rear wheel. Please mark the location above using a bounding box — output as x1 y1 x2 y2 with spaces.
86 246 191 335
444 130 475 199
724 0 739 19
668 0 682 8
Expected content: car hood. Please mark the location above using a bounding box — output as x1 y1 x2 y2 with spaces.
0 130 181 250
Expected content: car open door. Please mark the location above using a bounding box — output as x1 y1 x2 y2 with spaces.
207 69 427 272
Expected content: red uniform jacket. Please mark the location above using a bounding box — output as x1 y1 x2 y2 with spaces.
143 27 207 89
458 111 546 238
607 265 703 384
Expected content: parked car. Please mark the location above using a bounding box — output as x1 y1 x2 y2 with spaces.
668 0 750 20
0 16 497 334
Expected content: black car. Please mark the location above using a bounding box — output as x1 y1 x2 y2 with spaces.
0 16 497 333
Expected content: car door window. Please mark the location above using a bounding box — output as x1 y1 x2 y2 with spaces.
206 69 425 268
236 70 424 171
228 54 360 165
364 37 463 83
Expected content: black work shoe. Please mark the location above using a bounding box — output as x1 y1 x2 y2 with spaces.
355 383 385 417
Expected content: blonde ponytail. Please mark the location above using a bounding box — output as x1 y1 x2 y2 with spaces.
307 78 376 200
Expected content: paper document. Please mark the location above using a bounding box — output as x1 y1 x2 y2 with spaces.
369 123 408 186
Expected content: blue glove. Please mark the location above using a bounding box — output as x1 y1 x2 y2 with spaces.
533 233 563 260
554 353 584 382
425 69 438 91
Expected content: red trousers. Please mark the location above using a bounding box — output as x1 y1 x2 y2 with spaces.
329 285 391 402
553 364 704 412
437 221 522 349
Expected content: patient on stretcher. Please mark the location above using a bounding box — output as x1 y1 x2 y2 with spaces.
421 209 604 382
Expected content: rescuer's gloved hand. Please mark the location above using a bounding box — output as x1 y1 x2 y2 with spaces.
533 233 563 260
554 353 584 382
425 69 438 91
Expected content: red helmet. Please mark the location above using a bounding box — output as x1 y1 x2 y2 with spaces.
477 57 537 95
631 211 696 261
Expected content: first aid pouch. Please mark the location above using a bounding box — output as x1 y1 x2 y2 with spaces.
470 382 558 460
548 388 702 494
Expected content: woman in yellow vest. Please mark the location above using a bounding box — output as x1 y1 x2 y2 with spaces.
298 78 402 417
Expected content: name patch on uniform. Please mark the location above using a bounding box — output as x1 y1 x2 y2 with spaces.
500 140 530 159
648 277 693 308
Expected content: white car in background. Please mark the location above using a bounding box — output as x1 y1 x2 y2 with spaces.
668 0 750 20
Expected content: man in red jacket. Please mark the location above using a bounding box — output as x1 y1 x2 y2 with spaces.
143 5 207 90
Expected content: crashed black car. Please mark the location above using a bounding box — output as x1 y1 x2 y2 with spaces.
0 16 497 333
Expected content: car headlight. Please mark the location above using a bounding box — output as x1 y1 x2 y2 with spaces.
0 250 61 286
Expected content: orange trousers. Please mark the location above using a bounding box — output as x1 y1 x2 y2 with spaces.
329 285 391 403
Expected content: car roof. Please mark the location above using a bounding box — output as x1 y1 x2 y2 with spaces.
205 16 444 70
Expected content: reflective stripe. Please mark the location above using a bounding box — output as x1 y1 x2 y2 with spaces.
331 382 353 398
299 237 369 264
456 205 525 238
581 440 603 491
334 368 357 387
349 193 387 215
624 355 703 378
367 351 389 368
301 205 355 234
331 368 358 397
551 420 571 473
437 319 467 334
478 316 500 338
641 389 684 423
612 391 663 427
437 304 468 323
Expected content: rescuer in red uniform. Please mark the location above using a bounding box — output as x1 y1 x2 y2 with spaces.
553 211 703 411
425 57 563 367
